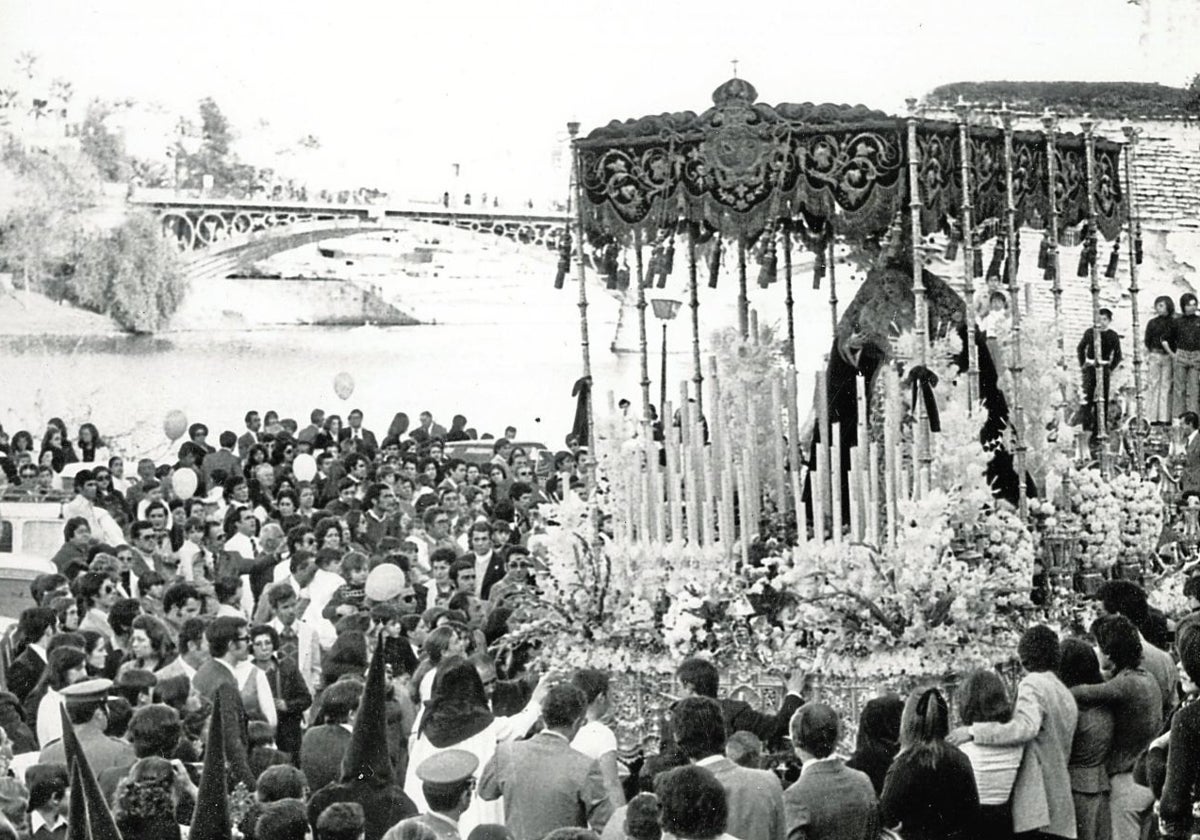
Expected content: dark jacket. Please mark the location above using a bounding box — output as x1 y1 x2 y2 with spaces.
0 690 37 753
880 746 981 840
6 647 45 703
261 657 312 761
308 779 416 840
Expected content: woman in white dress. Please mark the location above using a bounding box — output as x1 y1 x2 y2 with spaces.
404 658 547 837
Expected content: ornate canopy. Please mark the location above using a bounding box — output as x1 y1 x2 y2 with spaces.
575 78 1126 245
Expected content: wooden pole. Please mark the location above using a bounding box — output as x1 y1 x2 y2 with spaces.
783 225 797 366
1000 104 1029 518
737 236 749 339
688 234 704 415
568 124 596 459
634 230 652 421
1041 109 1066 371
905 99 932 496
1123 123 1146 437
955 98 980 411
1082 116 1109 477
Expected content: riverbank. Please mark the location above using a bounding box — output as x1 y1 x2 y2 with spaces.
0 287 124 336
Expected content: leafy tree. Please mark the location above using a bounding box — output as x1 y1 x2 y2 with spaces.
70 211 188 333
79 100 131 182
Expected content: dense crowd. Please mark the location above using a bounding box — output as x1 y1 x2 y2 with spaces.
0 408 1198 840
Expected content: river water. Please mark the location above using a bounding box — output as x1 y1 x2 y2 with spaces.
1 228 849 456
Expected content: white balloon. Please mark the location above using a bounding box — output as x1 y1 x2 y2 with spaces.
293 453 318 482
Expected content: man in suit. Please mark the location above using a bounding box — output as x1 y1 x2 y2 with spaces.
384 750 477 840
671 695 785 840
674 657 807 750
203 431 242 488
8 607 56 703
300 678 361 794
25 763 68 840
783 703 878 840
479 684 612 840
340 409 379 457
238 410 262 461
192 615 249 701
1181 411 1200 499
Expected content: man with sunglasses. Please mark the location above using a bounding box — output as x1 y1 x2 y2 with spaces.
485 547 537 610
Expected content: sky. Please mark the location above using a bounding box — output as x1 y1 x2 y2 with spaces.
1 0 1195 201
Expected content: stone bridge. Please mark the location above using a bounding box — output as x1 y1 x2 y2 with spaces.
129 196 572 278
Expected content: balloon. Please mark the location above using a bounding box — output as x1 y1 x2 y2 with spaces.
333 372 355 401
292 453 317 483
172 468 198 500
163 410 188 442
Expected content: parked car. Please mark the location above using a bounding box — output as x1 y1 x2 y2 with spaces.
441 440 557 479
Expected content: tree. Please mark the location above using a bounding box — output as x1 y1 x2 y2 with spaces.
70 211 189 333
79 100 131 182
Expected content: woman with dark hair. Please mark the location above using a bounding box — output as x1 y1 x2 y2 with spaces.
404 657 547 836
112 756 185 840
243 443 270 477
847 694 905 796
388 413 410 440
119 614 175 675
37 447 64 481
79 629 110 677
880 686 980 840
1146 295 1176 425
316 415 343 452
8 431 33 458
92 465 131 527
1059 638 1114 840
314 517 345 554
76 423 108 465
43 419 78 465
956 670 1021 839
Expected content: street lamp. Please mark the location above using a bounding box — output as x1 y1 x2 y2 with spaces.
651 298 683 415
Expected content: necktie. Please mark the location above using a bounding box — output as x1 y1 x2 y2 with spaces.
250 538 259 556
278 627 299 670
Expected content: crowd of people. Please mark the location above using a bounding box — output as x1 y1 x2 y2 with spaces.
0 406 1198 840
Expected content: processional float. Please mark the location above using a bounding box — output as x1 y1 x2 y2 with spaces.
556 77 1140 551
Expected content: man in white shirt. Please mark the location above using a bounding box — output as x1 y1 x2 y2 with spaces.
224 508 263 616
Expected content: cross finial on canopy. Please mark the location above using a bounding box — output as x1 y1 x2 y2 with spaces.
731 58 739 78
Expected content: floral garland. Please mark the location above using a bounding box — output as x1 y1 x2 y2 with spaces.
1066 468 1124 571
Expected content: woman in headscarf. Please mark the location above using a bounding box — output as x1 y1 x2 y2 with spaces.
403 657 548 837
847 693 904 795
